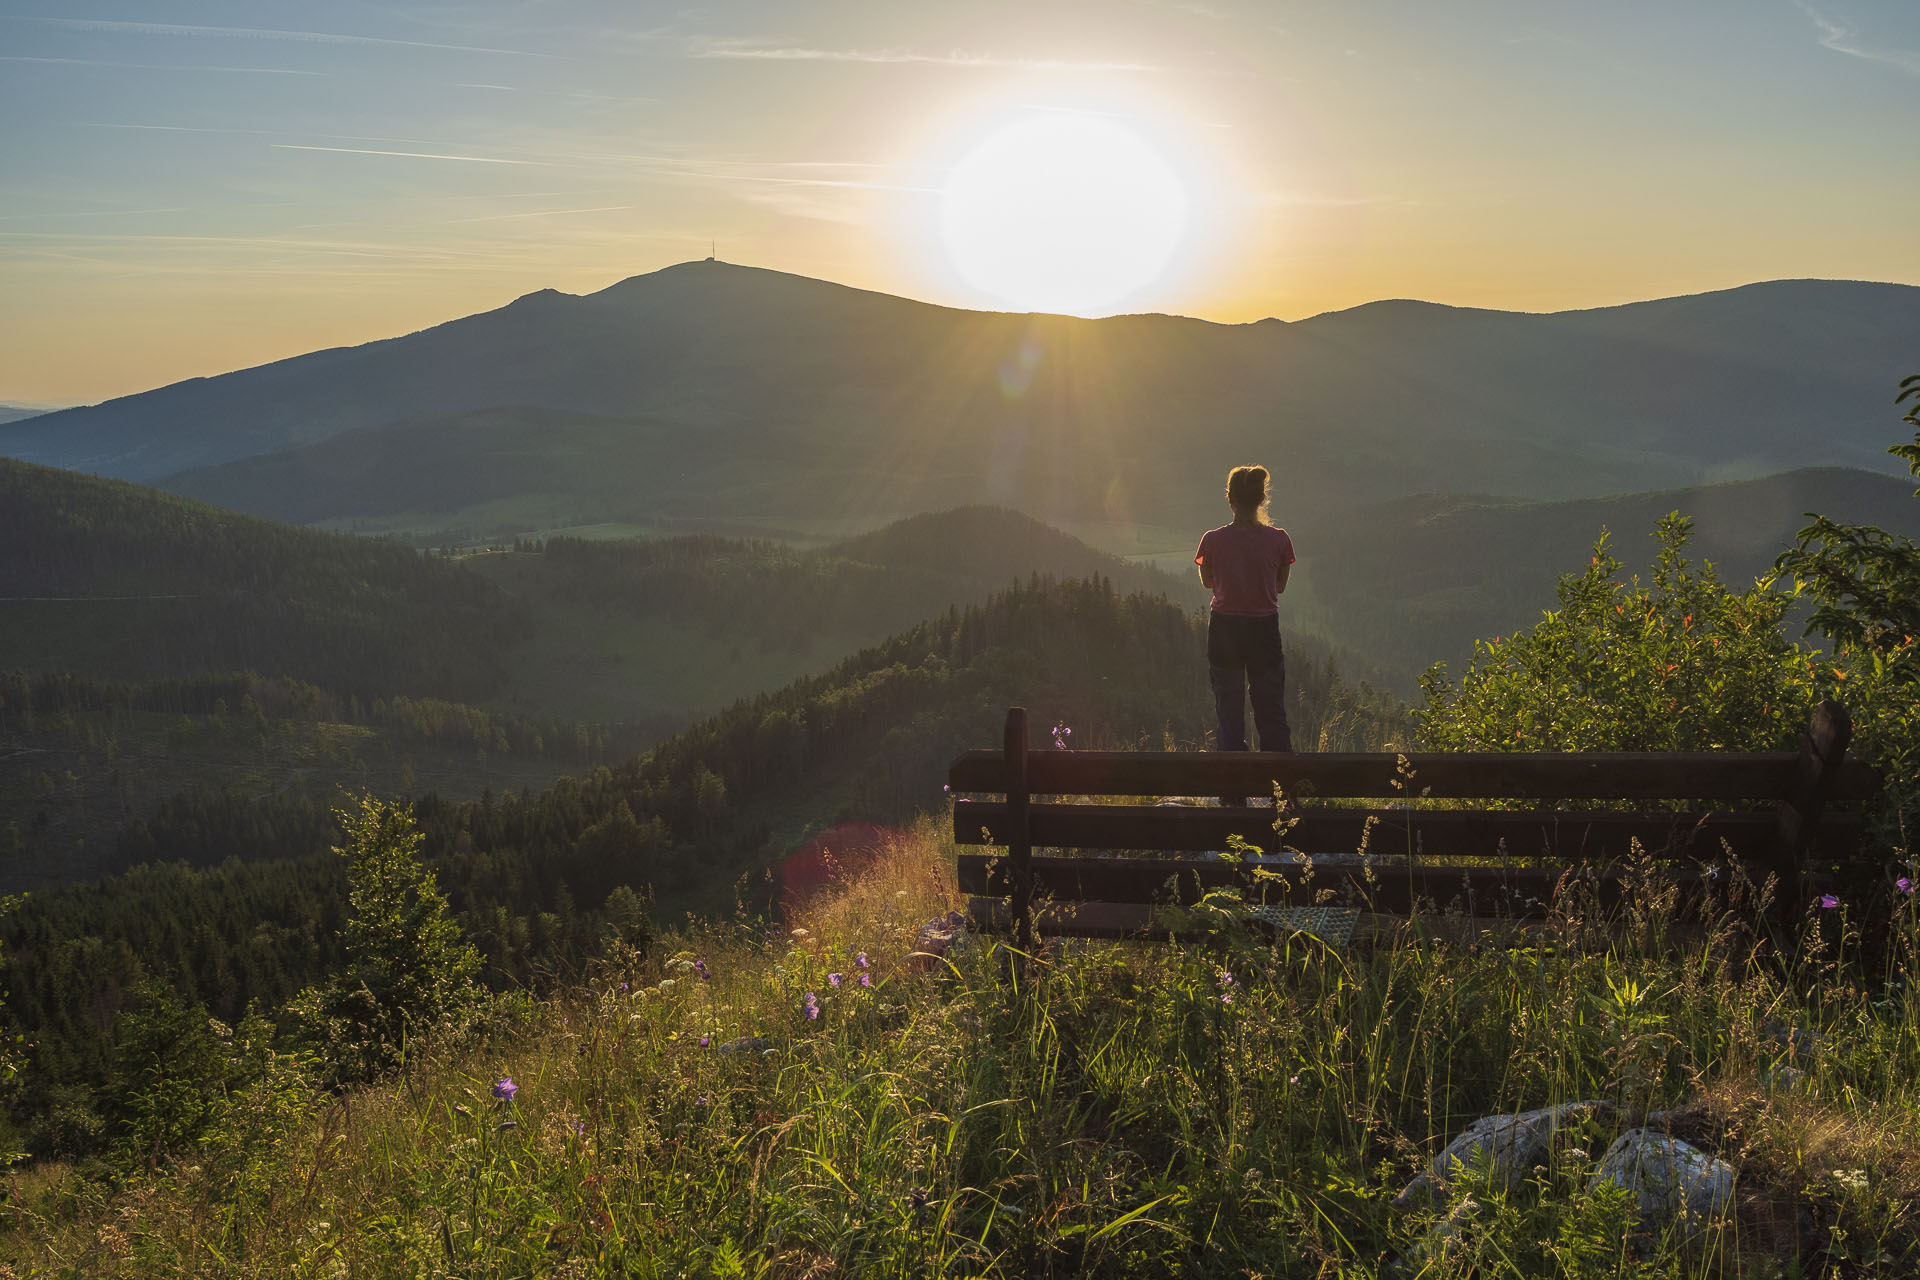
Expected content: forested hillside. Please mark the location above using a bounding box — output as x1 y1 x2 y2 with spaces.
0 459 526 700
473 506 1199 721
0 576 1400 1154
0 672 651 892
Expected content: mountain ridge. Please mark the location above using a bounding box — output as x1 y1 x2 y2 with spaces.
6 265 1914 530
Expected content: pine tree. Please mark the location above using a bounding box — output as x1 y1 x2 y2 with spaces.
292 796 480 1084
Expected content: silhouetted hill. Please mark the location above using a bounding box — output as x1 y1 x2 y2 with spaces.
6 264 1913 540
0 458 526 699
1304 466 1920 684
0 405 47 426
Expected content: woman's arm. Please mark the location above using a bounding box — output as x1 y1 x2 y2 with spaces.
1198 562 1215 589
1275 561 1290 596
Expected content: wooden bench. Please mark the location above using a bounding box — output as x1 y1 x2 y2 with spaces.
949 704 1879 949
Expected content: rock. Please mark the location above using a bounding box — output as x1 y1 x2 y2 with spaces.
1762 1062 1806 1092
1393 1101 1609 1208
913 910 970 964
1590 1129 1734 1233
714 1036 773 1057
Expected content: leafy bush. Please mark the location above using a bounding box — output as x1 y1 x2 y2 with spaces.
1417 513 1817 752
1778 374 1920 821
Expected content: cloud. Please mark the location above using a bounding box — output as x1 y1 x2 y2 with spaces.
688 40 1159 72
0 54 322 75
1793 1 1920 75
443 205 636 224
36 18 565 59
271 144 545 166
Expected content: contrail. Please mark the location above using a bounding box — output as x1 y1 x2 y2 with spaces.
272 144 543 166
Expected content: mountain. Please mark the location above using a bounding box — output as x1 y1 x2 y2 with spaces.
0 404 50 426
1301 465 1920 683
6 264 1915 543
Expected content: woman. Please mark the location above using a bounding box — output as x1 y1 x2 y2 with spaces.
1194 465 1295 756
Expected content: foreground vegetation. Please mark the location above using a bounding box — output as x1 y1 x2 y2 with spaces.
7 825 1920 1277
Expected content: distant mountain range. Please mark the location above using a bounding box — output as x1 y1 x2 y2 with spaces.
0 404 50 426
4 264 1916 544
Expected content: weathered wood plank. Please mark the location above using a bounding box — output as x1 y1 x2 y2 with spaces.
947 750 1882 803
952 801 1864 861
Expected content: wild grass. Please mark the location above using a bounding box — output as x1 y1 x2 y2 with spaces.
6 823 1920 1278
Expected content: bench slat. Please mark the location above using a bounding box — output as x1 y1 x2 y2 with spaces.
959 853 1735 913
952 801 1863 861
947 750 1882 803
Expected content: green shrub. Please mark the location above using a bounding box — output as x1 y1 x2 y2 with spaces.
1417 513 1817 753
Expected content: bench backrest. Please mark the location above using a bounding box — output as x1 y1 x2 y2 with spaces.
949 704 1877 943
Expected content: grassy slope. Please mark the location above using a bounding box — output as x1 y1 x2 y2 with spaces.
10 829 1919 1277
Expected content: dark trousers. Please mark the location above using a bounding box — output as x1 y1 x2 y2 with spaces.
1207 611 1292 753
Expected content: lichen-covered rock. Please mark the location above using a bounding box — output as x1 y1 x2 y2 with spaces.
1590 1129 1734 1233
1393 1101 1608 1208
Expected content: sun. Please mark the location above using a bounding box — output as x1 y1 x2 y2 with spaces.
938 113 1191 315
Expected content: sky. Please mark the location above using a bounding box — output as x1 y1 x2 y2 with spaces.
3 0 1918 406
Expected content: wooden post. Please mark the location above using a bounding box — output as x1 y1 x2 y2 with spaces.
1004 706 1034 962
1775 700 1852 911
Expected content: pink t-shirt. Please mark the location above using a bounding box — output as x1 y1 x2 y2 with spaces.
1195 523 1296 616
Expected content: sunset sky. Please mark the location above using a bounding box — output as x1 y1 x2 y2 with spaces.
4 0 1918 406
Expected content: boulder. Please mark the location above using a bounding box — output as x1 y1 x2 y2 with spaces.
1590 1129 1734 1233
1393 1101 1608 1208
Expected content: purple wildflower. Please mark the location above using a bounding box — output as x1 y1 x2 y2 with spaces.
1051 722 1072 750
859 972 872 989
856 951 870 969
699 1034 710 1048
492 1076 518 1103
618 982 629 992
1899 877 1914 896
1820 893 1841 910
804 991 820 1021
571 1119 587 1137
694 959 710 980
828 972 843 988
1220 991 1234 1005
